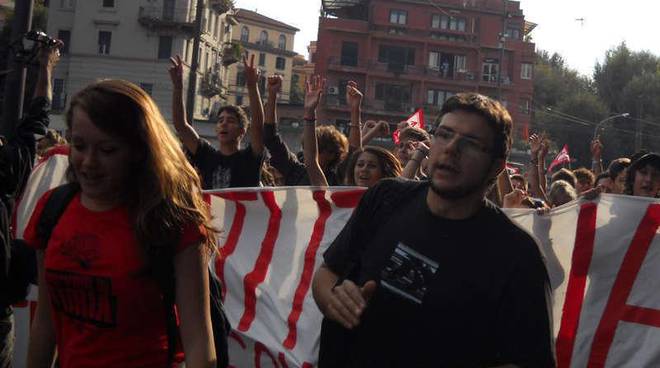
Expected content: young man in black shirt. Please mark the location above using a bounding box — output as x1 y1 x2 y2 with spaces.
169 54 264 189
312 93 555 367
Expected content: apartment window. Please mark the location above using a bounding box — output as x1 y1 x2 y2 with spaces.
276 57 285 70
236 95 243 105
158 36 172 59
378 45 415 69
59 0 76 10
102 0 114 8
428 51 440 69
57 30 71 54
258 53 266 66
454 55 466 72
519 99 530 114
98 31 111 54
139 83 153 96
53 79 65 110
521 63 533 80
340 41 358 66
259 30 268 45
278 34 286 49
241 26 249 42
432 15 466 31
427 89 453 106
505 27 521 39
236 71 246 87
258 76 266 95
389 10 407 25
482 61 499 82
163 0 175 20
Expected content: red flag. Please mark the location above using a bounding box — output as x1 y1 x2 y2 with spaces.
406 108 425 129
506 163 520 175
393 109 425 144
547 144 570 173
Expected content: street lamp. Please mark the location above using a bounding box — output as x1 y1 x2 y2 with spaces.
593 113 630 140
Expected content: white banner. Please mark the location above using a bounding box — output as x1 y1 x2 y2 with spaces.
12 150 660 367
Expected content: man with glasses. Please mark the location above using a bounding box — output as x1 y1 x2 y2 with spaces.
312 93 555 367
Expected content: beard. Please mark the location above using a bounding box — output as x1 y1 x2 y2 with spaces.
429 165 492 199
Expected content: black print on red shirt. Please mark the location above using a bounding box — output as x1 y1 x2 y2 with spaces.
380 242 439 304
46 269 118 328
59 234 101 269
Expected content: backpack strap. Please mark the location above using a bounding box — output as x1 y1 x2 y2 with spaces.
36 182 80 247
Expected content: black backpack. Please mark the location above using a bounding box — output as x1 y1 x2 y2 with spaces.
36 183 230 367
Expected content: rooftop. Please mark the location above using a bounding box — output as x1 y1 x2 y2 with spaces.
235 8 299 32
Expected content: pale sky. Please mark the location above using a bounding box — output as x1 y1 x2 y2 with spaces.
235 0 660 77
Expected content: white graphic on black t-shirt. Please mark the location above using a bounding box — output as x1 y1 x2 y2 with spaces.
212 166 232 189
381 242 439 304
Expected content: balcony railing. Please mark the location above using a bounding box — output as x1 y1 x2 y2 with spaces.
200 70 225 98
209 0 233 14
137 6 195 34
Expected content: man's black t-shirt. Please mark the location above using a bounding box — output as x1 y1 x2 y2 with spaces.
192 139 263 189
321 178 555 368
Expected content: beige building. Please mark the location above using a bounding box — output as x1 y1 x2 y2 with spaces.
226 9 298 106
46 0 238 139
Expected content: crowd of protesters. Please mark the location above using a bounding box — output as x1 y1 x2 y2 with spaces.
1 41 658 368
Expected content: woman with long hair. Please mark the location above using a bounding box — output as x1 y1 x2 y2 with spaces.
25 80 216 367
344 146 403 187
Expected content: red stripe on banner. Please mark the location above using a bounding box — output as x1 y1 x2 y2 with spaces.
238 191 282 332
588 204 660 367
277 353 290 368
36 145 69 165
229 331 247 349
254 342 278 368
330 189 365 208
213 191 259 201
621 305 660 328
214 200 249 300
282 190 332 350
556 202 598 368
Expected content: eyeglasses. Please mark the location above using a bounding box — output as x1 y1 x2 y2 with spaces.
433 126 491 155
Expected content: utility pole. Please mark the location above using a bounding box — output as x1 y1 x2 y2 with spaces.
0 0 35 139
635 101 643 152
186 0 205 123
497 0 507 101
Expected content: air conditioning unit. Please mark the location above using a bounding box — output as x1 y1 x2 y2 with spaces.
327 86 339 95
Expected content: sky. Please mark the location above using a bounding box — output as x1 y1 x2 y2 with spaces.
234 0 660 77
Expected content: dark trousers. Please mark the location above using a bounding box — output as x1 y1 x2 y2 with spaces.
0 308 13 368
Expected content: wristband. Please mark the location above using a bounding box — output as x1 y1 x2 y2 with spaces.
303 116 316 121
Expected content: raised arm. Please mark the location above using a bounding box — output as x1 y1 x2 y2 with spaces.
362 120 390 146
243 54 265 157
537 138 549 196
265 74 281 126
525 134 546 200
346 81 363 151
302 75 328 186
168 55 200 154
401 141 429 179
34 40 63 101
590 137 603 176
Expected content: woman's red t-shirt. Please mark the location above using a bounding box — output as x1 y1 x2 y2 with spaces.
23 190 205 368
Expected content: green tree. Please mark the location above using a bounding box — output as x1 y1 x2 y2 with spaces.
594 43 660 155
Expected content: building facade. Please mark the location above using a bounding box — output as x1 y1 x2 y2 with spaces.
316 0 536 140
46 0 237 139
226 8 298 106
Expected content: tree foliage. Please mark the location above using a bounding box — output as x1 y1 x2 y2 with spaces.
533 45 660 168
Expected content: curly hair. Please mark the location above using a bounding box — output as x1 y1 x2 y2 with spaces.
215 105 250 130
344 146 403 186
316 125 349 170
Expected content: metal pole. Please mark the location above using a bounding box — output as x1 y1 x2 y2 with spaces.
497 0 507 100
635 102 643 152
0 0 35 139
186 0 205 123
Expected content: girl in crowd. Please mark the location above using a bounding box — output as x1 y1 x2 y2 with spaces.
344 146 403 188
25 80 216 368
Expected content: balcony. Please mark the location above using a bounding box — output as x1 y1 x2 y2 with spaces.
239 39 297 57
138 6 195 35
326 56 369 74
209 0 234 14
200 70 225 98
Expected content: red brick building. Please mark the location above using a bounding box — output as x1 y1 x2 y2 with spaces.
315 0 536 140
